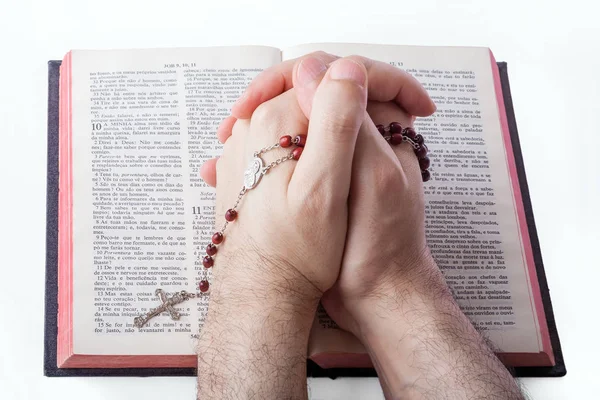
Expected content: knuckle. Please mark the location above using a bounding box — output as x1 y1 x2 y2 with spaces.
316 108 362 144
251 101 277 127
372 160 406 192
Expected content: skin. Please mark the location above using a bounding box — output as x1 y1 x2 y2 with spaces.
197 53 524 400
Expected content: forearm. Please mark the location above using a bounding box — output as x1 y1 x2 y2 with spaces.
196 260 319 399
352 255 523 400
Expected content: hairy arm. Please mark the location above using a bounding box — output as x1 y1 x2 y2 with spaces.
196 255 319 400
350 254 524 400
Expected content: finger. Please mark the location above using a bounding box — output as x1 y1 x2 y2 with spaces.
290 57 367 199
293 55 436 118
231 51 339 119
200 157 218 187
358 56 436 116
217 115 237 144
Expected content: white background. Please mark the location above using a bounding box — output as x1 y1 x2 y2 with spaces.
1 0 598 398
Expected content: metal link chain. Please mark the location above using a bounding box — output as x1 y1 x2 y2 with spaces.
404 137 419 149
254 143 281 157
262 153 295 174
384 135 419 149
219 187 248 234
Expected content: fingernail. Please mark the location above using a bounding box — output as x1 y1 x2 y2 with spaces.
233 91 248 108
329 59 366 86
297 57 327 86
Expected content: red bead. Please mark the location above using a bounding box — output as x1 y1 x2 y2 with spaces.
421 170 431 182
390 133 403 145
279 135 292 148
419 156 430 170
212 232 223 244
225 209 237 222
292 147 303 160
376 124 385 135
415 144 428 159
199 280 210 293
403 127 417 139
206 243 217 256
415 134 424 145
389 122 402 134
293 134 307 147
203 256 214 268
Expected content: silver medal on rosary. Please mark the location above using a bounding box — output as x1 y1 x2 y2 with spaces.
243 156 264 190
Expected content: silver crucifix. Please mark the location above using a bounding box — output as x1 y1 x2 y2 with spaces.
133 289 194 328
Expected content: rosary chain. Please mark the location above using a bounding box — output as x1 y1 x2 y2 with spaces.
219 187 247 234
254 143 281 157
404 137 419 149
262 153 295 174
384 135 419 149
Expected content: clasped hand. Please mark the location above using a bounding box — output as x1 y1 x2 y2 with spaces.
199 53 438 338
196 52 524 400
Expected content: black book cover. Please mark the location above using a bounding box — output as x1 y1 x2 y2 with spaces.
44 60 566 378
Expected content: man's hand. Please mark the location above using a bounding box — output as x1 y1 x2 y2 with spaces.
197 58 369 399
292 55 524 400
290 56 432 333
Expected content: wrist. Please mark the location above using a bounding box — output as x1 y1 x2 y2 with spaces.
200 253 320 343
211 251 322 309
345 250 452 340
197 257 319 399
198 259 320 366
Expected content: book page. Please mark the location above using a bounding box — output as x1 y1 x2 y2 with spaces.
69 46 281 355
285 44 542 354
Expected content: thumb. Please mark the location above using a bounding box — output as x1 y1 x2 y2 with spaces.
292 55 328 118
289 57 367 199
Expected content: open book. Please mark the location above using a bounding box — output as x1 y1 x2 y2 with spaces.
44 43 565 378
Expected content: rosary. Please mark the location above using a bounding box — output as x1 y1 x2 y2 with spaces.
133 123 430 328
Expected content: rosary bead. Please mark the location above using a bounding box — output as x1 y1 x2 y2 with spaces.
403 127 417 139
421 170 431 182
212 232 224 244
279 135 292 148
415 144 428 159
390 133 404 145
292 147 303 160
225 209 238 222
419 156 430 170
203 256 214 268
376 124 385 135
293 134 307 147
389 122 402 134
199 280 210 293
415 134 424 145
279 135 293 148
206 243 218 256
